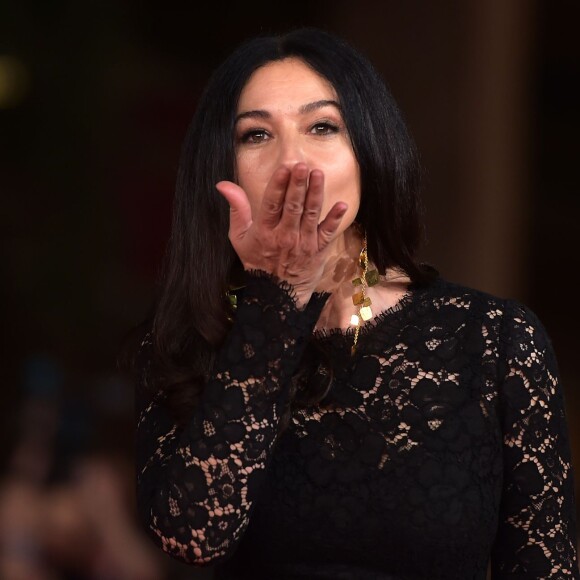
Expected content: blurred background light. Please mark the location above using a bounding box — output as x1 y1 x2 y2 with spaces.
0 56 29 108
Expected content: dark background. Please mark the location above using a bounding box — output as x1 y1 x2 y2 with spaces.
1 1 579 578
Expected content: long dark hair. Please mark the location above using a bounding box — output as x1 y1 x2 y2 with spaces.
126 26 437 432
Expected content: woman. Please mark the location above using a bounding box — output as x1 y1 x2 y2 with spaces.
132 27 580 578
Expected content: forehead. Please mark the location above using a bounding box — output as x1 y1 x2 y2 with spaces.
237 58 337 111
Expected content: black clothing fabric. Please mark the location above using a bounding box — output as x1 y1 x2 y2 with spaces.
135 269 580 579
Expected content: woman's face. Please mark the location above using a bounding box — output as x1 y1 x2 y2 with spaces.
234 58 360 232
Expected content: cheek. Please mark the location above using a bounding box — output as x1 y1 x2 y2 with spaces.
322 157 361 216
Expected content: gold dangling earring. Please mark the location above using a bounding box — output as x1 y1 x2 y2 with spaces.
350 233 379 355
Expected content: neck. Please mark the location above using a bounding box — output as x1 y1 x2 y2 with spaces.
313 226 365 331
315 225 364 294
313 226 412 332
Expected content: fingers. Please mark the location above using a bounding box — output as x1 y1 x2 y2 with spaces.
300 168 324 236
256 166 292 228
276 163 309 236
258 164 348 250
317 202 348 250
300 167 348 250
220 164 348 258
215 181 252 241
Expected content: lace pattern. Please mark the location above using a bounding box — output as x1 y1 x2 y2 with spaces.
135 272 579 578
135 270 329 564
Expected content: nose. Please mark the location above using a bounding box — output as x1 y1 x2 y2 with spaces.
276 133 307 170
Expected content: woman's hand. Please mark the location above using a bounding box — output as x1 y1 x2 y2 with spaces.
216 163 348 308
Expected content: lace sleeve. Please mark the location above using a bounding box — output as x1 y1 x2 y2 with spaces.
135 270 329 566
491 300 580 578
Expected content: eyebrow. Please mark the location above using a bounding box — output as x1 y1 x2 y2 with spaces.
235 99 341 124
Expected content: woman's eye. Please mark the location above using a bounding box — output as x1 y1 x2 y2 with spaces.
239 130 269 144
310 122 339 136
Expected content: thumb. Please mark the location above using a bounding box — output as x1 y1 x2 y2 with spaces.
215 181 252 240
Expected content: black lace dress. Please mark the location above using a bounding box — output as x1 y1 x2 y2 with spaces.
135 270 580 579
